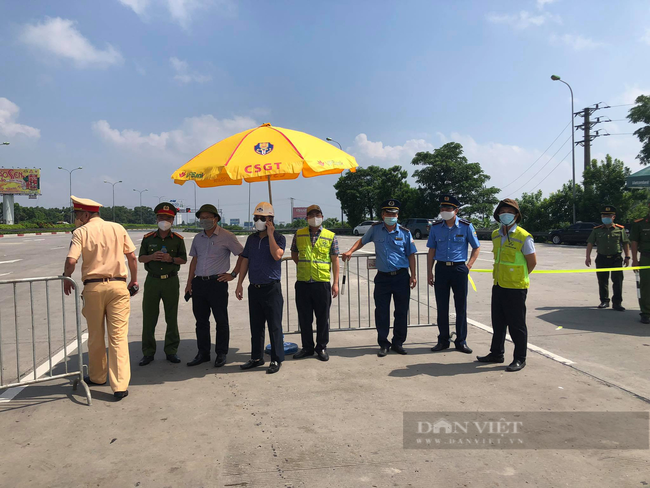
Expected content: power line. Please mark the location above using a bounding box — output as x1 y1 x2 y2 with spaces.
529 148 574 192
499 121 571 191
509 133 573 195
606 103 634 108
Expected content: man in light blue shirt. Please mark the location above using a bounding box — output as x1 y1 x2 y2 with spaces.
342 199 417 357
427 195 480 354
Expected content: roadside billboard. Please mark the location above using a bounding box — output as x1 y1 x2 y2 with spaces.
0 168 41 195
292 207 308 220
230 218 240 226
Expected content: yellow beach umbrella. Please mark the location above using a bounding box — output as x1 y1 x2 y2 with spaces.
171 123 358 202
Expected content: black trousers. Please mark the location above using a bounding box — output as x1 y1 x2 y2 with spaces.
595 254 623 305
490 285 528 362
248 281 285 363
434 262 469 345
373 270 410 348
295 281 331 352
192 278 229 357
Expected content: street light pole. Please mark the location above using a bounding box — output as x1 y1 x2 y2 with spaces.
1 142 13 225
326 137 345 224
104 180 122 221
551 75 576 224
133 188 148 224
58 166 83 223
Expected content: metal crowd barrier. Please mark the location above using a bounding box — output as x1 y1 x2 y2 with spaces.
281 251 439 333
0 276 92 405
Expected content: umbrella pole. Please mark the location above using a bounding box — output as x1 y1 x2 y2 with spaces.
267 175 273 205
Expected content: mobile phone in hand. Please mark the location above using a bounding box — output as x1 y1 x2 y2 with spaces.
128 284 139 297
184 291 191 302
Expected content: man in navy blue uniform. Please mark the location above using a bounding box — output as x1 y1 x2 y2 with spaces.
342 199 417 357
427 195 480 354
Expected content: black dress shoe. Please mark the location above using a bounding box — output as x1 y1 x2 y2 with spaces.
186 354 210 367
430 342 450 352
240 358 265 370
83 376 106 386
166 354 181 363
642 316 650 324
612 304 625 311
214 354 227 367
113 390 129 401
293 349 314 359
266 361 281 374
391 344 407 355
377 347 390 357
476 353 505 363
597 301 610 309
139 355 154 366
455 343 473 354
316 350 329 361
506 359 526 372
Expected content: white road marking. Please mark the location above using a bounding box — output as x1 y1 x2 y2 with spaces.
0 272 11 277
0 259 22 265
24 239 45 242
52 246 66 249
467 317 576 365
0 333 89 403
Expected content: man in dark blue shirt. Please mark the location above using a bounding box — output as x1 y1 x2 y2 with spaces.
427 195 480 354
236 202 286 374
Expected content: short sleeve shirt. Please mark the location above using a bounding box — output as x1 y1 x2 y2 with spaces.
630 218 650 252
189 227 244 276
497 224 536 255
67 217 136 281
290 227 340 255
586 225 628 255
426 217 480 261
139 230 187 276
361 223 417 273
242 231 287 285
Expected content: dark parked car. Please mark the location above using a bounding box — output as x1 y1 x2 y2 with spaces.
403 218 438 239
548 222 598 244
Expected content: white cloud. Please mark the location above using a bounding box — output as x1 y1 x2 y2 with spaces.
92 114 257 156
615 84 650 105
486 10 560 30
536 0 558 10
0 98 41 139
550 33 605 51
118 0 235 30
640 29 650 46
170 56 211 84
19 17 123 68
349 134 434 164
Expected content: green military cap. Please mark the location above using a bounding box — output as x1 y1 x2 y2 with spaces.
154 202 178 216
195 203 221 221
601 205 617 215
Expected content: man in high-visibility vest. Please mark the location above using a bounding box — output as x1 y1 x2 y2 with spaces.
291 204 340 361
477 198 537 372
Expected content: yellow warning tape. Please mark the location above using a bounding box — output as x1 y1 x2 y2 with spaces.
466 266 650 292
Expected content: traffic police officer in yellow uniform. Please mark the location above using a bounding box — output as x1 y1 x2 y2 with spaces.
63 196 138 400
342 199 417 357
138 203 187 366
631 201 650 324
585 205 630 311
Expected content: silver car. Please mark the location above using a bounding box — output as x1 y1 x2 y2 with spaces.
353 220 378 236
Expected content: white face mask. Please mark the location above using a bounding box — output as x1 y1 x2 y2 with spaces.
308 216 323 227
158 221 172 232
440 211 455 221
254 219 267 231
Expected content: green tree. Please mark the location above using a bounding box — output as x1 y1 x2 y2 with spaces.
627 94 650 165
411 142 500 219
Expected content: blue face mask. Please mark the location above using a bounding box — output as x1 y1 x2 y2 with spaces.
384 216 398 226
602 217 613 225
499 213 516 226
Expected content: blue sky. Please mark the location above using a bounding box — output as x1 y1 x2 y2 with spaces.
1 0 649 223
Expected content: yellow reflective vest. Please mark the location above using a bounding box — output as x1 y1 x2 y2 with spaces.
491 225 531 289
296 227 334 282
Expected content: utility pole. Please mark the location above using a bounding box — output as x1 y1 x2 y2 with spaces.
576 104 610 174
133 188 148 223
290 197 294 224
193 183 197 224
104 180 122 222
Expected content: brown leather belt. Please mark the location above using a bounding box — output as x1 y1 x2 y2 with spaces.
83 277 127 285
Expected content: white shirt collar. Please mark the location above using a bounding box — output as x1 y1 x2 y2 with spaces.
498 223 518 237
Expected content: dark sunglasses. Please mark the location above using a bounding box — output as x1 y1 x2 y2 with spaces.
254 216 271 222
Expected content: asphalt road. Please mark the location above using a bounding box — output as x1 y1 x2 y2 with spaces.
0 230 648 487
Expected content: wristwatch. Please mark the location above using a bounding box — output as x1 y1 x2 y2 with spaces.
624 256 630 260
230 271 237 278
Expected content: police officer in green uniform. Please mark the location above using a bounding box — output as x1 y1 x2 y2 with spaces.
631 201 650 324
585 205 630 311
138 203 188 365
